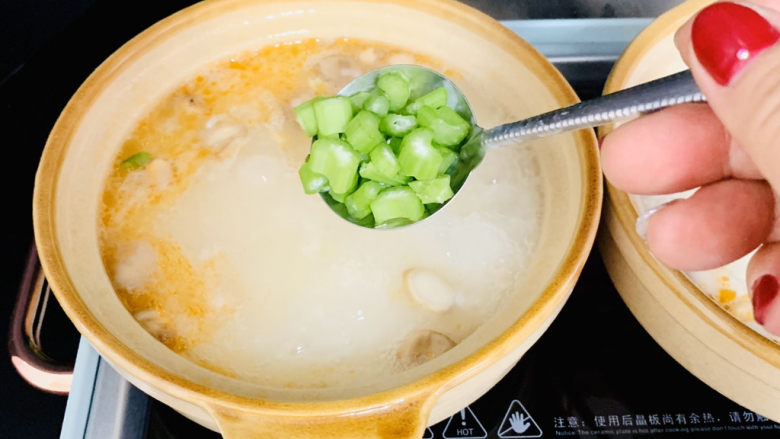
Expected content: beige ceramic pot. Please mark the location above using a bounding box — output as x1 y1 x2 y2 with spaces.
599 0 780 423
33 0 601 437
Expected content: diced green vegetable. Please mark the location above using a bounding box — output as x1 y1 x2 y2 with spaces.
404 87 448 115
349 92 371 112
436 146 457 174
298 161 329 194
388 137 403 155
331 172 359 203
398 128 442 180
409 175 454 204
345 181 384 219
370 187 425 225
359 162 409 186
308 138 361 194
376 73 410 111
363 92 390 116
380 114 416 137
450 126 485 193
369 143 400 177
344 110 384 153
313 96 353 137
120 152 153 170
294 71 476 227
317 133 341 140
416 105 470 147
328 187 355 204
293 97 321 136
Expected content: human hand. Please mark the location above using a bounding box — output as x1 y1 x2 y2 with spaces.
600 1 780 334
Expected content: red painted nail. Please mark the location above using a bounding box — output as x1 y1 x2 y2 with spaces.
751 274 778 325
691 2 780 85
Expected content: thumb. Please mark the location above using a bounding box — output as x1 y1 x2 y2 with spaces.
675 1 780 188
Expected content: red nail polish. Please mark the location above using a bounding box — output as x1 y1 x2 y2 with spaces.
751 274 778 325
691 2 780 85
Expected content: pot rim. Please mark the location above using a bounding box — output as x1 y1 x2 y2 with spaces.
599 0 780 370
33 0 602 416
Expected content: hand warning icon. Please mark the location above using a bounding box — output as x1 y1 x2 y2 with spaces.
508 412 531 434
497 400 542 438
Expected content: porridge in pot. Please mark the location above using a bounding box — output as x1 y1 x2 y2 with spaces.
98 39 543 388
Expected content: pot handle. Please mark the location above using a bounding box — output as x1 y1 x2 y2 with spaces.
208 392 436 439
8 245 73 394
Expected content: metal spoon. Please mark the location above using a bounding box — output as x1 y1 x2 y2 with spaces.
324 65 705 228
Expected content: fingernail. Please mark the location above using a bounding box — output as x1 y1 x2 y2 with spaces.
692 2 780 85
635 200 676 240
751 274 778 325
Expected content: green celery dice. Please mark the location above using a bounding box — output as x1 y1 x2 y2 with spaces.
404 87 448 115
369 143 400 177
298 161 329 194
380 114 416 137
388 137 403 155
329 171 359 203
359 162 409 186
409 175 454 204
370 186 425 225
293 97 321 136
398 128 442 180
308 137 361 194
344 110 385 153
120 152 153 170
436 146 457 174
416 105 470 147
376 73 411 111
349 92 371 112
313 96 353 137
363 92 390 116
345 181 384 220
329 186 356 203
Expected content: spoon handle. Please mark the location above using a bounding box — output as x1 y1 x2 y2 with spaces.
483 69 705 147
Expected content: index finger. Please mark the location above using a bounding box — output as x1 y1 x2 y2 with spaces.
601 103 761 195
